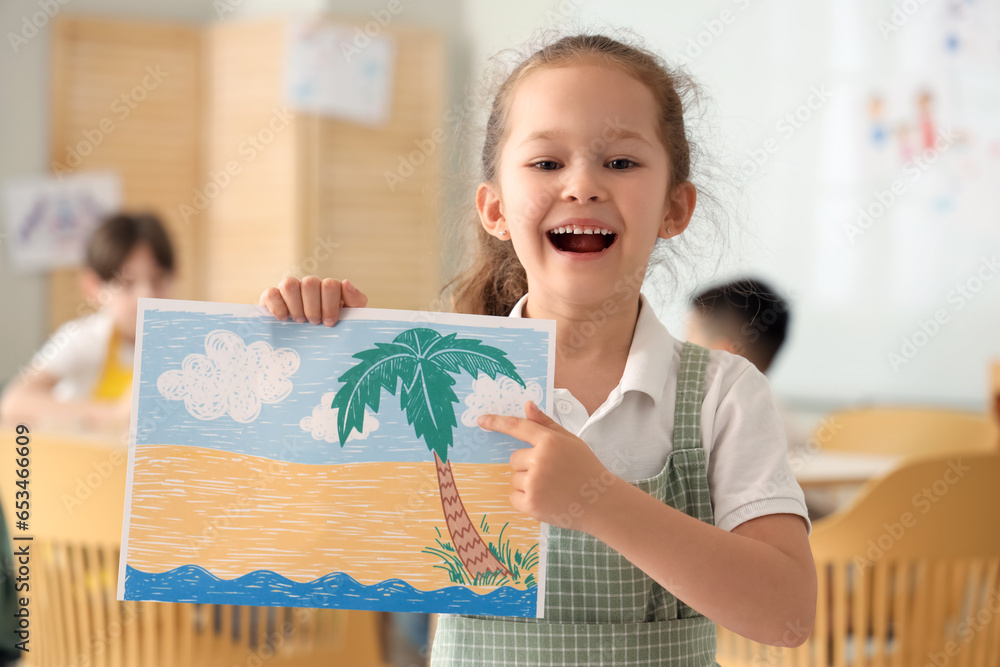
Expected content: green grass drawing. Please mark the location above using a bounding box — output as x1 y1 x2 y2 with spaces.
422 517 539 588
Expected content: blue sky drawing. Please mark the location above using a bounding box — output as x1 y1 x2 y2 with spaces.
135 308 552 465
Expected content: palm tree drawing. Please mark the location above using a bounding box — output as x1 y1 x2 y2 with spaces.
331 327 525 579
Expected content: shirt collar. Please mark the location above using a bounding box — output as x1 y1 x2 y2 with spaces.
508 292 674 405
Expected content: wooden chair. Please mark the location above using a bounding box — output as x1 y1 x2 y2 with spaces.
0 432 388 667
813 407 999 457
717 451 1000 666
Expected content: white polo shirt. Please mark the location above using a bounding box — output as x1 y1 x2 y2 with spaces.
510 294 811 535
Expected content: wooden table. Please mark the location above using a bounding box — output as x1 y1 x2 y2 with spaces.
793 450 903 488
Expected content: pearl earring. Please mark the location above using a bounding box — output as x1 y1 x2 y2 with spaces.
499 229 508 236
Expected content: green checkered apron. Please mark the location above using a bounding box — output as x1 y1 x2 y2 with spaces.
432 342 719 666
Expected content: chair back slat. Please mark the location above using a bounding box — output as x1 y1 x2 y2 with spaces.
971 560 998 667
869 562 890 667
850 559 870 667
832 562 849 667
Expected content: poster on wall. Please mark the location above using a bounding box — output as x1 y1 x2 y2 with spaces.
283 18 396 125
118 298 552 617
1 170 121 273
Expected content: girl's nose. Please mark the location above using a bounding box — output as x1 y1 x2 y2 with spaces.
560 164 606 202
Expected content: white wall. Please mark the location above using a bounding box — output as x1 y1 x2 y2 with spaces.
567 0 1000 409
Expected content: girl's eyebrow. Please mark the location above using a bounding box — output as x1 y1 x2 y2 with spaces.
607 129 653 147
518 129 564 147
518 128 653 147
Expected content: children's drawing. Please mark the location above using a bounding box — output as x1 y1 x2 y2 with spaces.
1 170 121 272
283 18 395 126
119 299 553 617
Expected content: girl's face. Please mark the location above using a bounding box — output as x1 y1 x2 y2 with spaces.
479 63 693 310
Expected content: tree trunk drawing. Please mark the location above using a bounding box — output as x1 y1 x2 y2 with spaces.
434 452 509 578
333 327 526 581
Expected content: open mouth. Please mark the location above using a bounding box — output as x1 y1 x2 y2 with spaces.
547 226 617 254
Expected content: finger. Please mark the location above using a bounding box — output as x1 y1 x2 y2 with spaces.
478 413 548 444
509 489 527 512
510 471 528 491
278 277 306 323
509 447 533 471
320 278 343 326
524 401 556 426
300 276 323 324
524 401 572 435
341 279 369 308
259 287 290 321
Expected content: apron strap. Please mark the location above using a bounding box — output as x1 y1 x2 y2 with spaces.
673 342 710 452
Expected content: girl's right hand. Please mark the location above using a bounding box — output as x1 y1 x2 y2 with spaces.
259 277 368 326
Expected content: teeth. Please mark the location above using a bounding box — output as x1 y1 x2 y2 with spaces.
549 227 615 235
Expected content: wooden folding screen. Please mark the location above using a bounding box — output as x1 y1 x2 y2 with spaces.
48 16 202 327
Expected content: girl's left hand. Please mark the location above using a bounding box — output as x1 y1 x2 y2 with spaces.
478 401 617 534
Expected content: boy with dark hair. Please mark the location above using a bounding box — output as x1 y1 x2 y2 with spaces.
687 278 790 374
688 279 838 520
0 212 175 434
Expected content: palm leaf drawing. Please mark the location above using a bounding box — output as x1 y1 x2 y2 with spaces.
331 327 526 578
332 342 416 449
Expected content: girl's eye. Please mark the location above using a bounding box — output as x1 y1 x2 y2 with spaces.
531 160 561 171
607 158 637 170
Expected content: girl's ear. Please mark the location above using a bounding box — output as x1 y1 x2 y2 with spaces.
476 182 508 238
658 181 697 240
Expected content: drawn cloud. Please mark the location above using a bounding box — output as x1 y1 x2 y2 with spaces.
157 330 300 424
461 375 544 426
300 392 379 442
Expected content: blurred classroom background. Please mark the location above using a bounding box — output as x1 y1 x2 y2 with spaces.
1 0 999 666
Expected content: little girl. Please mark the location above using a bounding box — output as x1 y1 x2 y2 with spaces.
261 33 815 667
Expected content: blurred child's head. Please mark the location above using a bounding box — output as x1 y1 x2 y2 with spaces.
687 278 789 374
449 34 699 317
81 213 175 342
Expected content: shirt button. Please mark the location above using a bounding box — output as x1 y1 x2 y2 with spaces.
556 399 573 415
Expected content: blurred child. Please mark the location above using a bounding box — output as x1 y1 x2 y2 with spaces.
686 277 789 374
0 213 175 436
686 278 804 450
687 278 840 520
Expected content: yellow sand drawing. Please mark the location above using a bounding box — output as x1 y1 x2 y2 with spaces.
126 445 539 592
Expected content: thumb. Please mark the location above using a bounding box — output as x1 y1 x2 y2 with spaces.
341 279 369 308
